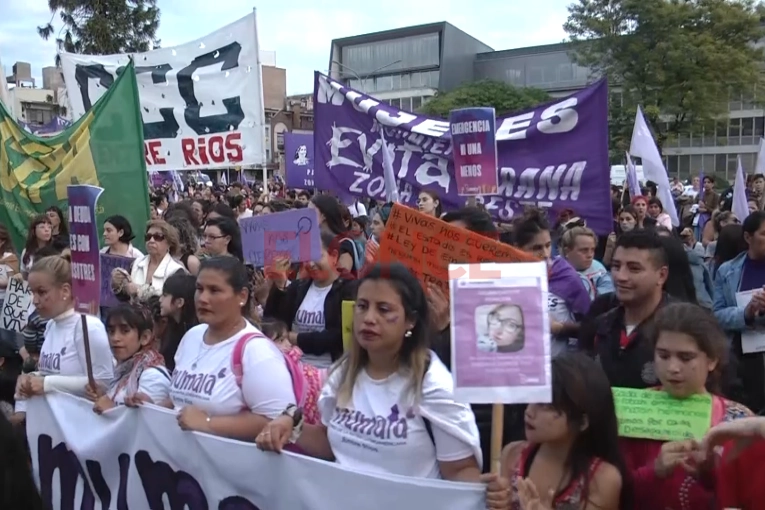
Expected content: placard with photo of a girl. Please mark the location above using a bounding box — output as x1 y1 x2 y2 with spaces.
476 303 525 353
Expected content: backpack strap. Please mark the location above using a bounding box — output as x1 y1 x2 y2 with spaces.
339 238 362 270
231 332 264 387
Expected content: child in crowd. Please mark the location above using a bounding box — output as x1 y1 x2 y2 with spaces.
259 318 325 425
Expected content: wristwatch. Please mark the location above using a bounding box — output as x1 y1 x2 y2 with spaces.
282 404 304 443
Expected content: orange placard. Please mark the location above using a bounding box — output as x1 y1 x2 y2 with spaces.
377 204 537 293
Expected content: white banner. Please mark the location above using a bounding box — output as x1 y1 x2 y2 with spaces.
28 393 485 509
59 12 266 171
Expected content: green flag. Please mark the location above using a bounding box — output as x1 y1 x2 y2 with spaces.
0 60 150 251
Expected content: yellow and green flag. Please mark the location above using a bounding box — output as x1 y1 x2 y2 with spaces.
0 61 150 250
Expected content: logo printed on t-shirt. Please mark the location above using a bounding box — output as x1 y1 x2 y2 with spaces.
171 367 227 397
39 346 66 372
331 404 413 443
295 309 324 328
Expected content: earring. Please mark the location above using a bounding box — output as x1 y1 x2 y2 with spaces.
240 302 245 306
404 330 412 338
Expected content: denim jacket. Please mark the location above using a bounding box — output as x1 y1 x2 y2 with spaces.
712 252 765 335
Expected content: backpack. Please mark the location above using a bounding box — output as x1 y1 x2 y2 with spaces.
339 237 366 272
230 332 320 424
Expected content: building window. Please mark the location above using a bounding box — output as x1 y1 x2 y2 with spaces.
277 132 284 149
400 97 412 111
340 33 440 76
400 74 410 90
390 98 401 109
412 97 423 110
376 75 392 92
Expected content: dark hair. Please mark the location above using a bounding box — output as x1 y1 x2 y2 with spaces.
159 273 198 371
311 195 349 236
205 217 244 262
0 224 15 254
652 303 728 393
23 215 52 265
165 214 198 257
45 206 69 237
614 229 668 269
260 318 289 341
164 201 201 229
198 256 251 311
715 224 747 268
510 208 549 248
647 197 663 212
743 210 765 239
229 195 245 209
0 337 21 410
418 190 443 217
549 352 632 509
657 235 698 304
703 175 715 184
104 215 135 244
105 303 154 336
152 194 167 207
754 173 765 182
207 202 236 220
297 190 311 199
352 215 369 231
263 200 291 214
442 207 498 239
713 211 738 234
0 412 44 509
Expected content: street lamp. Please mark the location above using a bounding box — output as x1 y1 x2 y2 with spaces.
331 59 402 90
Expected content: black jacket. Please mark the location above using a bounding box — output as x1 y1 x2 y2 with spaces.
590 294 680 389
264 277 356 362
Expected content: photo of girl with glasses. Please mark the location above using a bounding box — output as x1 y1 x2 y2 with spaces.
476 304 525 354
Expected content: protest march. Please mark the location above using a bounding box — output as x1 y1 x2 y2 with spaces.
3 5 765 510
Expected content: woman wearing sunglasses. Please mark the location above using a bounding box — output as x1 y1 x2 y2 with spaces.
111 220 187 302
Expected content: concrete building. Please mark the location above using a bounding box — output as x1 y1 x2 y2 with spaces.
329 24 760 182
329 22 492 112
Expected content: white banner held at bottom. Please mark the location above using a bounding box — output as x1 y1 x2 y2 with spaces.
27 393 485 510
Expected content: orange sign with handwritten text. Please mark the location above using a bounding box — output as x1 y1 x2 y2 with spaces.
377 204 537 293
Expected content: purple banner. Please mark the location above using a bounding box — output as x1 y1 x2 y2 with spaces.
100 254 134 308
450 107 498 196
67 185 104 315
313 73 612 234
284 133 316 189
239 208 322 267
19 116 72 136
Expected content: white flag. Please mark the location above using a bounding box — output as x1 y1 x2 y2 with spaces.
733 156 750 222
629 106 679 226
380 127 399 203
755 137 765 178
0 56 11 111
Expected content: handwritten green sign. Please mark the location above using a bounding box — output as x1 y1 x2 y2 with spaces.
612 387 713 442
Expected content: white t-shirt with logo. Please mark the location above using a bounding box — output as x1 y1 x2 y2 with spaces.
319 356 478 479
292 282 333 368
548 292 576 357
170 322 296 417
110 366 171 405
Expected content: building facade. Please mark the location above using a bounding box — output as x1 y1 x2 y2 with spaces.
330 25 761 182
329 22 493 113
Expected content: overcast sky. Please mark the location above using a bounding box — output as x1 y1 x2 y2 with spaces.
0 0 571 95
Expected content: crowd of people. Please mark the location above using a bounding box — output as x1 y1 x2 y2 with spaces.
0 175 764 510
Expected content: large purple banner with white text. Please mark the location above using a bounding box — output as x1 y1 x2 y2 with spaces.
312 73 612 234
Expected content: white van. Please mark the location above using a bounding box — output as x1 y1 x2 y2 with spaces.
610 165 645 187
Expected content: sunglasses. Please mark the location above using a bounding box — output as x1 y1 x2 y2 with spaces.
145 232 166 242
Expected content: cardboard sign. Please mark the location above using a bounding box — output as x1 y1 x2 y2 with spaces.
612 387 713 442
100 254 135 308
341 300 354 352
0 277 34 332
239 208 321 267
377 204 536 294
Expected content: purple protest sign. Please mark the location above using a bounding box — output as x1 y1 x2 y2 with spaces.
100 254 134 308
239 208 321 267
313 73 612 234
284 133 316 189
67 185 104 315
450 108 498 196
449 262 552 404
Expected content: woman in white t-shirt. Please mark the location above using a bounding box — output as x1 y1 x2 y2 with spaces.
264 231 353 369
256 263 509 506
90 303 170 412
168 256 295 441
100 215 144 259
14 255 114 420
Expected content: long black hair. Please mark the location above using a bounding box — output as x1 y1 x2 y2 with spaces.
550 352 633 510
311 195 349 236
205 216 244 262
159 273 198 371
0 412 43 509
657 234 698 305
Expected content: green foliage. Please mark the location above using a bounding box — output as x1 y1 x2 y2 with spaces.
565 0 765 160
38 0 160 65
418 80 550 118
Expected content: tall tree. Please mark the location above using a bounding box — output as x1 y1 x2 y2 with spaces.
38 0 160 63
418 80 550 118
565 0 765 160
